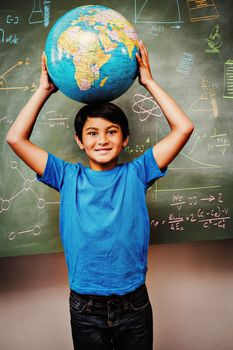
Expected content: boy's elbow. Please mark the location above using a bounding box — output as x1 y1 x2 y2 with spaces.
186 121 194 136
6 131 21 148
6 132 15 146
182 121 194 138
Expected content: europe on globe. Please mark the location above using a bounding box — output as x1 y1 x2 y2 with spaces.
44 5 139 103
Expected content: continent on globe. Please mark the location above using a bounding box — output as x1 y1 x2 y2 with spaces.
45 5 139 103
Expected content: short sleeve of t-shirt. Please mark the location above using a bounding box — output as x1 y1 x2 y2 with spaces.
37 153 69 192
131 147 167 188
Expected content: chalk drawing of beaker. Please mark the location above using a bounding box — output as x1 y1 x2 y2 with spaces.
28 0 44 24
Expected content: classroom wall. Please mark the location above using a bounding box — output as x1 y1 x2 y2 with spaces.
1 239 233 350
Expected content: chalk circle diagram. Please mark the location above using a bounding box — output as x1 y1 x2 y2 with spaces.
133 92 163 121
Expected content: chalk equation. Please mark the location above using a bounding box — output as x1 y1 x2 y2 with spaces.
0 115 13 125
151 192 230 231
6 15 19 24
38 110 70 128
188 128 230 157
125 136 151 155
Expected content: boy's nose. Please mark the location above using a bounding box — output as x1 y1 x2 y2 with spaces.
97 134 108 145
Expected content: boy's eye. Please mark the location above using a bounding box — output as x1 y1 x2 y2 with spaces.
108 129 117 135
87 131 97 136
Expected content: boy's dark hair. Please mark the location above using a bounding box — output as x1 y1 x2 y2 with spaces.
74 102 130 142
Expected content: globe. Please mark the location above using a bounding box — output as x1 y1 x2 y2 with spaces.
44 5 139 103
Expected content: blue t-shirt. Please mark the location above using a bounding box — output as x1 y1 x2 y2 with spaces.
37 148 166 295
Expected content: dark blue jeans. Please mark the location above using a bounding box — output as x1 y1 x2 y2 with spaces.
69 283 153 350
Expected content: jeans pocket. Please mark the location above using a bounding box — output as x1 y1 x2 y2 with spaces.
128 286 150 311
69 291 88 313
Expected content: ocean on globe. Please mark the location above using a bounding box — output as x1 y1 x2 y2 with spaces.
44 5 139 103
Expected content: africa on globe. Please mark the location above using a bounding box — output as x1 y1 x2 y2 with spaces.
44 5 139 103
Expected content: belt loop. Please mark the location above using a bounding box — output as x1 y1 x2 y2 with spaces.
86 297 93 312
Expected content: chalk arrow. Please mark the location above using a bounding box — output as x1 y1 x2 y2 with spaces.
170 25 182 29
0 86 30 91
200 195 215 202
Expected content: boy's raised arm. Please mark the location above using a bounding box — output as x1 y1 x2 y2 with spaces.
6 54 57 176
136 41 194 171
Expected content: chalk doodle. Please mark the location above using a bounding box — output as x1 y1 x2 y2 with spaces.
191 77 218 117
177 52 194 75
28 0 51 27
0 160 59 240
205 24 222 54
132 92 163 121
223 60 233 99
134 0 183 34
186 0 219 22
0 59 37 92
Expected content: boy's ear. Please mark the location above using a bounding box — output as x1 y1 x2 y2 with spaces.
122 136 129 148
74 134 84 150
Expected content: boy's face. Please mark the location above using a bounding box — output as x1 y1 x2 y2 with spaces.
75 117 129 171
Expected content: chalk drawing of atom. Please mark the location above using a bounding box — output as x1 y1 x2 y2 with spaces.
132 92 163 121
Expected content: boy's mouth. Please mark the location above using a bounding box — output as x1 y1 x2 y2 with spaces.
95 148 112 152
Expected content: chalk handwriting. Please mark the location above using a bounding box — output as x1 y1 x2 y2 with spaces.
151 192 230 231
0 115 13 125
38 110 69 128
188 128 230 157
125 136 151 155
6 15 19 24
0 28 19 44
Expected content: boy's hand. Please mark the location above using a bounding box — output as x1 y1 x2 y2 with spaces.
136 41 153 87
39 53 58 94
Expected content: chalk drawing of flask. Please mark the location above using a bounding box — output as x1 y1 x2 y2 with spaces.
28 0 44 24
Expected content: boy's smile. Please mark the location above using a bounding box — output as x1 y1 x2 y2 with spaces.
75 117 129 171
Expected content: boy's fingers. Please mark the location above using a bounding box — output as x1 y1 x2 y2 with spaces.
139 41 147 62
136 52 143 66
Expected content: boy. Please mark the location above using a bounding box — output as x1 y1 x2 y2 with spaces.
6 41 194 350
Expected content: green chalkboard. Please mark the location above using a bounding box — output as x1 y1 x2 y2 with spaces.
0 0 232 257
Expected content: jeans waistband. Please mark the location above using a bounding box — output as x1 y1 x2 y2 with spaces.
70 283 146 305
